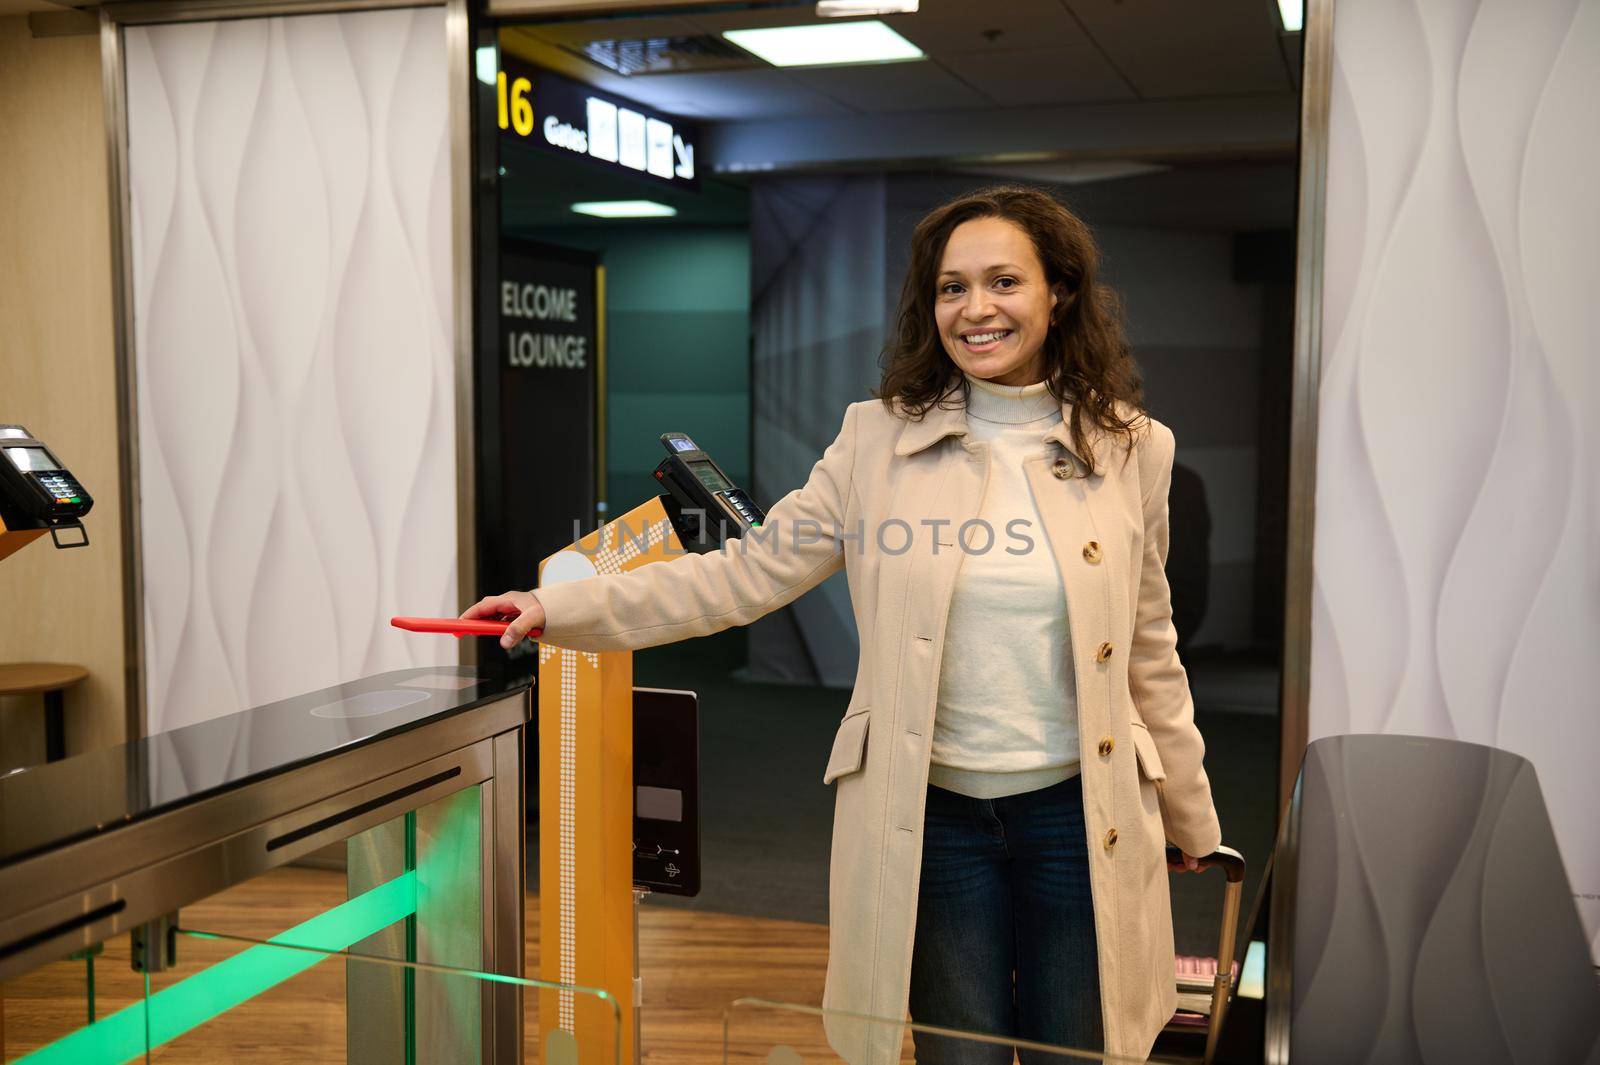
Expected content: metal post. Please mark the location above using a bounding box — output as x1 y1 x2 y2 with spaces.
632 888 648 1065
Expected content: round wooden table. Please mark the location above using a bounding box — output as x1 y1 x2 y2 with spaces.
0 663 88 763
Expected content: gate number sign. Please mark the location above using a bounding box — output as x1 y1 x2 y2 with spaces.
495 59 698 188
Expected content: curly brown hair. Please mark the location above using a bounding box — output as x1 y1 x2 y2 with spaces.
878 184 1145 470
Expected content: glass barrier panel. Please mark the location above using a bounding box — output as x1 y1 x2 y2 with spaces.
1 947 100 1062
723 997 1141 1065
156 926 618 1064
170 794 493 975
149 931 345 1060
0 866 612 1064
2 934 155 1064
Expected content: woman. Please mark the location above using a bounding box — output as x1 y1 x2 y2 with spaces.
465 185 1221 1063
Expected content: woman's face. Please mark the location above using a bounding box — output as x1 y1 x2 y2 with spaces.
934 216 1059 388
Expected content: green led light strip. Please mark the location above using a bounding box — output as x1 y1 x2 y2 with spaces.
20 870 418 1064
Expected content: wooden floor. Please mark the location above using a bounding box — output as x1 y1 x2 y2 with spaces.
0 865 932 1063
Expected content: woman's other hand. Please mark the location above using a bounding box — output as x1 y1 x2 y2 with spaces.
461 591 545 650
1168 850 1202 873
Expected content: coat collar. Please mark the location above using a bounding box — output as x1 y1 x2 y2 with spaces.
891 392 1103 474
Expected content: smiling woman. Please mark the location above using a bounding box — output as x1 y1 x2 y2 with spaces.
858 184 1218 1061
485 179 1221 1062
881 184 1146 476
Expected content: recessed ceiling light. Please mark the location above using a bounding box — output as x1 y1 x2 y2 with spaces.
1277 0 1304 32
816 0 919 15
722 20 924 68
570 200 678 219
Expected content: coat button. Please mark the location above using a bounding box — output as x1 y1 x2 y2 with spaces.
1104 828 1119 851
1052 458 1073 479
1082 541 1102 564
1098 736 1114 757
1096 642 1114 663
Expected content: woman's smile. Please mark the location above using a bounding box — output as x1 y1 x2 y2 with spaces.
959 328 1013 353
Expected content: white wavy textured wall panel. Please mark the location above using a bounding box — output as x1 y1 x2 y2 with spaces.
126 8 457 736
1311 0 1600 958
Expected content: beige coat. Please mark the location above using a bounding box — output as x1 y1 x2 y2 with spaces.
535 396 1222 1062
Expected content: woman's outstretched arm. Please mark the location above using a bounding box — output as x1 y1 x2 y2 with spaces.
467 402 861 654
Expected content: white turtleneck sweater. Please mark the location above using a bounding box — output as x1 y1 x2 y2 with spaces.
926 374 1081 800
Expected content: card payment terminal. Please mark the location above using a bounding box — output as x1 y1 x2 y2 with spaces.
0 425 92 548
653 432 766 552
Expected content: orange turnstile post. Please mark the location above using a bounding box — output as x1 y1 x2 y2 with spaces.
535 495 682 1063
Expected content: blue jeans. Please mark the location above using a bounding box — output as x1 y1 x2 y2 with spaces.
908 776 1104 1063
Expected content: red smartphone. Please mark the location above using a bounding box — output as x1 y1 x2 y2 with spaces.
390 616 544 640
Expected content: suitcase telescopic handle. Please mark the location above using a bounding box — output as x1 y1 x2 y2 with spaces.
1167 844 1246 883
1167 843 1247 1063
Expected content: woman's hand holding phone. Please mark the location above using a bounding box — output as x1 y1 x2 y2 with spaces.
461 591 546 650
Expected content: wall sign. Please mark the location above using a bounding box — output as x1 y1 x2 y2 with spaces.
495 57 699 189
480 239 599 668
501 276 587 369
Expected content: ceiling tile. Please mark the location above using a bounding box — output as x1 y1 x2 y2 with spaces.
688 0 1091 56
685 6 836 34
501 26 646 100
503 24 846 121
941 44 1134 105
526 16 705 49
1064 0 1292 98
785 60 990 113
618 69 854 121
890 0 1091 54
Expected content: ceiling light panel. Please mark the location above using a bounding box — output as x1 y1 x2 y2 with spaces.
817 1 919 15
570 200 678 218
722 20 924 68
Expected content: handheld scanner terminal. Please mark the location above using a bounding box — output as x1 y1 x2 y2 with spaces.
0 425 93 525
653 433 765 552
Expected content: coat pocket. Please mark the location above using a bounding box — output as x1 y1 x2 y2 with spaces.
1130 719 1173 850
1129 720 1167 783
822 707 871 785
